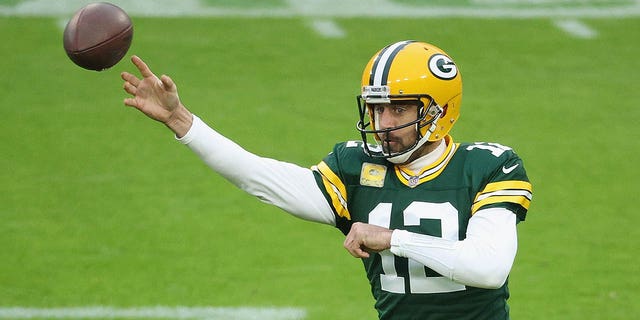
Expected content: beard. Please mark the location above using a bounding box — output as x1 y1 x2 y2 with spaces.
379 133 409 154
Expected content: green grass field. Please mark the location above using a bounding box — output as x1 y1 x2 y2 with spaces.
1 1 639 319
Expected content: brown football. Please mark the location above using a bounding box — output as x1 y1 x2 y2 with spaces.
63 2 133 71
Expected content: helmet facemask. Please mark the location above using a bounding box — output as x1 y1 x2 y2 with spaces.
356 86 443 163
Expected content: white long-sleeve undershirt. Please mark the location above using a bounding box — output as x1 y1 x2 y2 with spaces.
391 207 517 289
177 114 518 289
177 115 336 225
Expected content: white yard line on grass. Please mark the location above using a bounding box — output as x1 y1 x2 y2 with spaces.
309 19 346 38
2 0 640 39
0 306 307 320
553 19 599 38
2 0 639 18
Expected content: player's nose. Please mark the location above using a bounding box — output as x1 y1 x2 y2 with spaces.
377 109 397 130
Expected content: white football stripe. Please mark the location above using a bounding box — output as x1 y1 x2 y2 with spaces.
372 40 411 86
475 190 533 202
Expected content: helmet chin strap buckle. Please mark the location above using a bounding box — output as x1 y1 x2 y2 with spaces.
427 104 443 117
361 85 390 104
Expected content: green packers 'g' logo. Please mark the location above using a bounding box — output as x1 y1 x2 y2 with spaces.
428 54 457 80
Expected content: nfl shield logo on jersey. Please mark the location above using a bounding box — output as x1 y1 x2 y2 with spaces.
408 175 420 187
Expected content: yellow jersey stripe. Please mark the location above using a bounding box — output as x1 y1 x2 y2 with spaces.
316 161 351 220
472 195 532 214
478 180 532 197
395 136 457 187
416 142 458 184
472 180 533 214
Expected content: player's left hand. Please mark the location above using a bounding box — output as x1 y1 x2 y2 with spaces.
344 222 393 258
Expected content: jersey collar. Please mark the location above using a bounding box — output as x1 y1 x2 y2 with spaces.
394 135 458 188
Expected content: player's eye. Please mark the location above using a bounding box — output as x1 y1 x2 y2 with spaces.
393 106 407 114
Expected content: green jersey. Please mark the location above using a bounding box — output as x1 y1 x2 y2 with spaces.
312 136 532 320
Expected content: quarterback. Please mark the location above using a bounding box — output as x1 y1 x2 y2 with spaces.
121 40 533 319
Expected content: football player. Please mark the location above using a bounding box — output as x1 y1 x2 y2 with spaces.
121 40 533 320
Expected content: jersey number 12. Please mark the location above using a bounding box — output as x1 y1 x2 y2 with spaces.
369 201 466 294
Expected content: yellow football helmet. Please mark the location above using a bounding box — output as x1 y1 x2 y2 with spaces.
356 40 462 163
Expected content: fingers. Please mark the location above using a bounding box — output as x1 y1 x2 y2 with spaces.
346 243 370 259
131 55 155 79
343 222 393 259
121 69 142 102
344 225 371 259
123 97 137 108
123 80 137 96
159 74 176 92
356 249 370 258
121 71 140 87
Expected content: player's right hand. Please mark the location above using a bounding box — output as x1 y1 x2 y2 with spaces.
121 56 192 136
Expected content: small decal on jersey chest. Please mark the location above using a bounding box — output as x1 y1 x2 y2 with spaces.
408 176 420 188
360 163 387 188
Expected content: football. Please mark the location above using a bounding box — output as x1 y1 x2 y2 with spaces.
63 2 133 71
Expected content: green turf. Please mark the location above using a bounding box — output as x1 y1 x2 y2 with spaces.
1 8 639 320
201 0 286 8
393 0 635 8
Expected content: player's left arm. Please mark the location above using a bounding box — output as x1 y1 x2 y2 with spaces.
389 207 517 289
342 206 517 289
390 146 532 289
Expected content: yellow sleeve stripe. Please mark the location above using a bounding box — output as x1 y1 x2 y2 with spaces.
472 195 532 214
479 180 532 195
472 180 533 214
316 161 351 220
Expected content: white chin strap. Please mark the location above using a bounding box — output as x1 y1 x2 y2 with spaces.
387 115 440 164
387 134 430 164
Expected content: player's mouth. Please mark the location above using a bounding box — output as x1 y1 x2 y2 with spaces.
380 135 403 152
